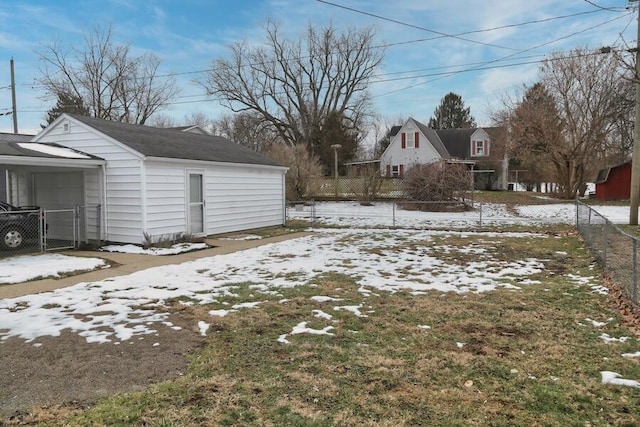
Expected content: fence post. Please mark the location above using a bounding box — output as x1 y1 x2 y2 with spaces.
603 220 608 268
479 202 483 227
39 207 45 252
393 202 396 227
97 204 102 246
311 199 315 227
634 238 638 304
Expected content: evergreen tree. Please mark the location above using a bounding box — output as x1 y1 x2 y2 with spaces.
310 111 359 174
428 92 476 129
42 92 90 128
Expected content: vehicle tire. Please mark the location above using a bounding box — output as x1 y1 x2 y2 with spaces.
1 226 25 250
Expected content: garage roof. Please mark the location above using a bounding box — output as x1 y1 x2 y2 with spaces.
68 115 284 167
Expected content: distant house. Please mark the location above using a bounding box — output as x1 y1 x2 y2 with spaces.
595 161 631 200
378 118 508 190
0 114 288 244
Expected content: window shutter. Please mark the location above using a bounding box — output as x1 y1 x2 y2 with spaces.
399 164 404 178
485 140 490 156
401 133 406 149
386 164 391 177
471 140 477 156
415 132 420 148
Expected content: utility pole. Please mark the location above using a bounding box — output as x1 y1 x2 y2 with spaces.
10 57 18 133
331 144 342 199
630 0 640 224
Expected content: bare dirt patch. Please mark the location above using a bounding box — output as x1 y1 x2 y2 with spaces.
0 310 205 423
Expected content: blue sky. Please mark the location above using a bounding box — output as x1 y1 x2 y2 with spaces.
0 0 636 134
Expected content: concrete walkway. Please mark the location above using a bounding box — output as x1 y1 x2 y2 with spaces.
0 232 311 300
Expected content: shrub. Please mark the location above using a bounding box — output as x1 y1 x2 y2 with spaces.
266 144 323 201
402 161 471 204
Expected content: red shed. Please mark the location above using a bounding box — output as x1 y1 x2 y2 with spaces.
595 162 631 200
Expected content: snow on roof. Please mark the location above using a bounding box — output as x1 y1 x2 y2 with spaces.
17 142 91 159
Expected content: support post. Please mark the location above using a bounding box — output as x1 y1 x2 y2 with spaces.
629 1 640 224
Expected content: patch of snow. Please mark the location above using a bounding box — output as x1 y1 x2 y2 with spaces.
622 351 640 358
601 371 640 387
599 333 630 344
100 242 209 256
585 318 608 328
313 309 333 320
231 302 262 309
198 321 210 336
310 296 343 303
209 309 233 317
0 254 108 284
219 234 263 241
456 342 465 348
334 304 367 317
417 325 431 330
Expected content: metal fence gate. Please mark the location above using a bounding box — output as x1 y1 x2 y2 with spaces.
43 209 77 251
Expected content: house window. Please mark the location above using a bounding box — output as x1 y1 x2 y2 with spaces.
472 139 489 156
406 132 415 148
62 121 70 133
391 165 399 177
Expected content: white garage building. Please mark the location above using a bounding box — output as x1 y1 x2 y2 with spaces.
1 114 287 245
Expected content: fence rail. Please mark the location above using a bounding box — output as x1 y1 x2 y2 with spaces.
576 201 638 306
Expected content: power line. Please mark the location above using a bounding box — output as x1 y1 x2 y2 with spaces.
22 6 624 88
583 0 626 12
15 46 632 114
372 11 633 99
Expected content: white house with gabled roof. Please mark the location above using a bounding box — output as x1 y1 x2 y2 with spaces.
1 114 288 244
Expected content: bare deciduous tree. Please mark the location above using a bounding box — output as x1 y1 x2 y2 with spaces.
213 112 280 153
37 25 179 124
501 48 632 198
199 21 383 149
266 144 323 200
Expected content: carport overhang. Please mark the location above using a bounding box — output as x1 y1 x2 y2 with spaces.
0 155 105 168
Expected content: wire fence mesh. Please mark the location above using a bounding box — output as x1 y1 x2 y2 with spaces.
286 200 572 229
576 201 638 305
0 204 102 257
0 207 43 255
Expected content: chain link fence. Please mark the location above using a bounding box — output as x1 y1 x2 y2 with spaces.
0 207 44 255
286 200 570 229
576 201 638 305
0 204 102 257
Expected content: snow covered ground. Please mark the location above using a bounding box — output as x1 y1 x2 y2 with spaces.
0 254 108 285
0 200 637 387
0 227 557 344
286 201 630 228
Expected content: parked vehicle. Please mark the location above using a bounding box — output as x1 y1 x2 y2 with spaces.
0 201 44 250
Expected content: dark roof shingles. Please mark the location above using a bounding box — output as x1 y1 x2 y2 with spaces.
70 115 283 167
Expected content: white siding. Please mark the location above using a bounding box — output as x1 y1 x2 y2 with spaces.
36 118 143 244
204 164 285 235
379 119 442 175
144 161 187 238
144 160 286 241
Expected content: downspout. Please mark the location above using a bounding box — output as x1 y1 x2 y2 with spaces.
282 169 287 226
140 159 147 242
101 163 108 242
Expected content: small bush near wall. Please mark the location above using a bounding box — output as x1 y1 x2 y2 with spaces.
142 232 205 249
